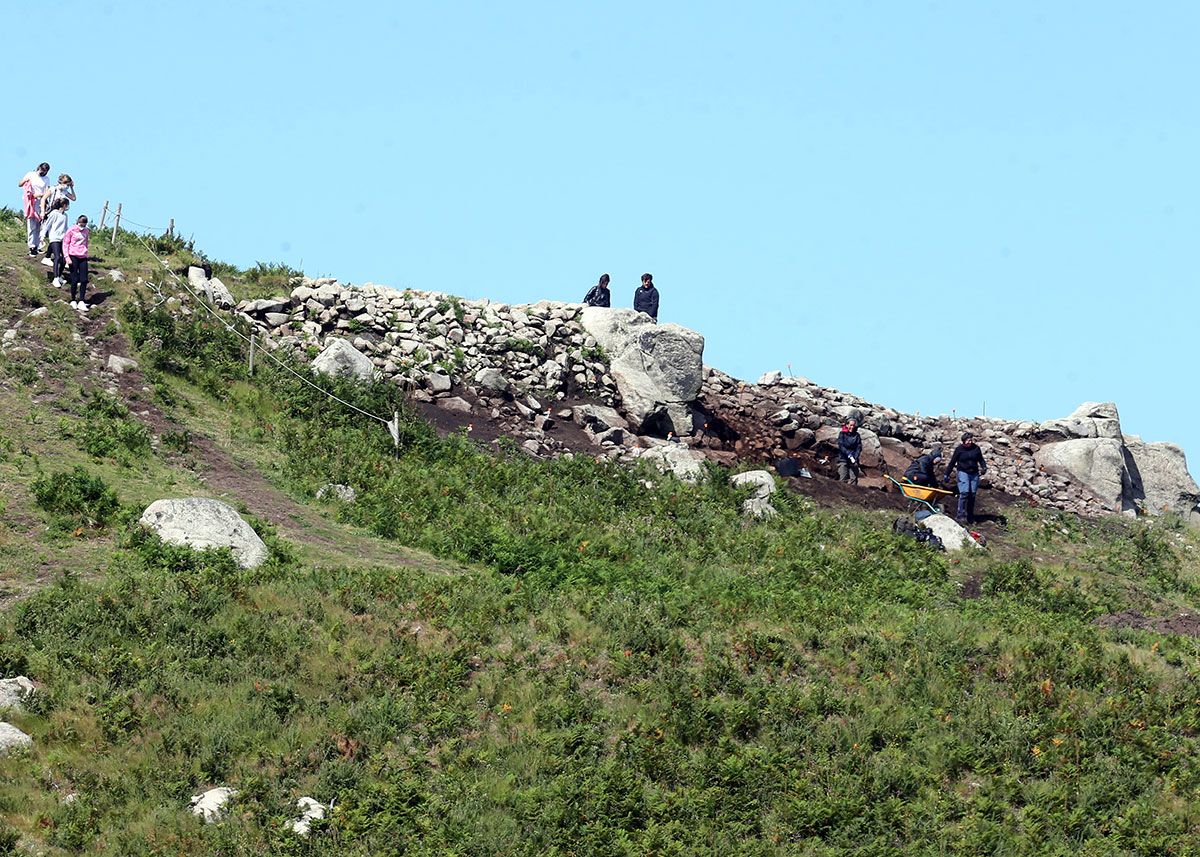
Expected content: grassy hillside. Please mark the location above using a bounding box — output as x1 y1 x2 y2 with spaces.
1 210 1199 855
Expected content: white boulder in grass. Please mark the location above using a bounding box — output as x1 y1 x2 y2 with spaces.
920 514 980 552
0 722 33 756
0 677 35 713
139 498 269 569
731 469 778 519
189 787 238 823
287 797 328 837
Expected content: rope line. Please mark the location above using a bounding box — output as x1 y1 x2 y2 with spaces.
130 230 392 427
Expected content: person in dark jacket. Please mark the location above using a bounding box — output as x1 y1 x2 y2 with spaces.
583 273 611 307
944 432 987 524
903 444 943 488
633 273 659 321
837 418 863 485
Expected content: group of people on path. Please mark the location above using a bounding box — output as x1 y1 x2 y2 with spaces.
18 162 93 312
838 416 988 525
582 273 659 321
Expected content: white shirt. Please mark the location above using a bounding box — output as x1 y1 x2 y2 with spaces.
20 170 48 198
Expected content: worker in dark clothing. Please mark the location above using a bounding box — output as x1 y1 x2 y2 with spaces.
837 418 863 485
583 273 611 307
944 432 987 524
903 444 943 488
633 273 659 321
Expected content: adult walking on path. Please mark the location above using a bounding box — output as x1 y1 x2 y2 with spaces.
18 163 50 257
837 417 863 485
944 432 987 524
63 215 92 312
633 273 659 321
903 444 943 488
583 273 611 307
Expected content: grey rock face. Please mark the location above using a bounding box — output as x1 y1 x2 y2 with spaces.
580 308 704 435
731 469 778 518
312 338 375 382
1036 438 1130 511
474 367 509 392
139 498 270 569
1039 401 1123 440
1123 437 1200 515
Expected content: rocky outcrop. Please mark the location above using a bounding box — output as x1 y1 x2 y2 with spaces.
288 797 328 837
187 266 235 309
579 308 704 434
139 499 269 569
312 338 375 382
639 443 706 482
1123 437 1200 515
1036 439 1131 512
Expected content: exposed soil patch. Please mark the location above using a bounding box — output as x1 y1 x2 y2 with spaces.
1094 610 1200 638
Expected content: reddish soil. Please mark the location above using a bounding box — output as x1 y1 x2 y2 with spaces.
1094 610 1200 638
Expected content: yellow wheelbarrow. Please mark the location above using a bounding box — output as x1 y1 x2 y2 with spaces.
886 476 956 515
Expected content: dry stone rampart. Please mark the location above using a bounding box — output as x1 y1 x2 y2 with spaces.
229 278 1198 521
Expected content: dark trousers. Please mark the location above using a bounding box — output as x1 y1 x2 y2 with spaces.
68 256 89 302
48 241 64 281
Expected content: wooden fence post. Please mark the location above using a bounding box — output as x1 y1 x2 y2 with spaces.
167 218 174 238
111 204 122 244
98 201 109 230
248 334 256 376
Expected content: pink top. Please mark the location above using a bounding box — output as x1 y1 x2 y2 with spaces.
63 225 90 259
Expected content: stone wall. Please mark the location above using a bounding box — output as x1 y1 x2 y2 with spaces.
221 271 1199 521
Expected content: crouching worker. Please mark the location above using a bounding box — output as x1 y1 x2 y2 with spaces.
944 432 986 524
837 418 862 485
903 444 943 488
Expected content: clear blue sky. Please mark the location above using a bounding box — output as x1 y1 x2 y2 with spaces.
8 2 1198 465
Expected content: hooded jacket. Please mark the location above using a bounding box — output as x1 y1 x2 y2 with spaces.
633 284 659 320
583 284 611 307
904 453 940 486
837 425 862 463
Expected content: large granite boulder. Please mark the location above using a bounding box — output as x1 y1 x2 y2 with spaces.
731 469 778 518
190 787 238 823
139 499 269 569
312 338 374 382
187 266 235 309
1038 402 1123 440
1035 438 1130 511
1123 437 1200 515
580 308 704 435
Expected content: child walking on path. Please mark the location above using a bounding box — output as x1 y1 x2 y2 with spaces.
42 199 70 288
63 215 91 311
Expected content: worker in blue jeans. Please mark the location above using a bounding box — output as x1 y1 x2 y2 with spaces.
943 432 987 524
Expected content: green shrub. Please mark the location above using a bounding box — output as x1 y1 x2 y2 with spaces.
75 392 152 463
31 466 120 529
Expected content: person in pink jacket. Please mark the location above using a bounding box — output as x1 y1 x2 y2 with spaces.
63 215 91 312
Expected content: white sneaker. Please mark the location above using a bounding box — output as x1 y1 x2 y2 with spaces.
78 303 89 313
40 257 53 268
69 301 79 310
52 277 62 288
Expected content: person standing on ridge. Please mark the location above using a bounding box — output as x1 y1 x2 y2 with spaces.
63 214 92 312
903 444 943 488
18 162 50 258
633 272 659 321
944 432 987 524
583 273 611 307
837 417 863 485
